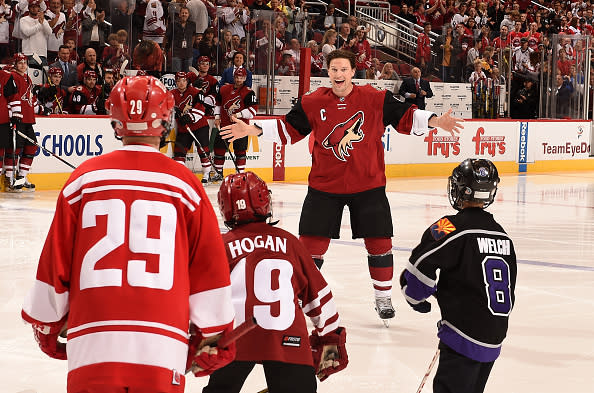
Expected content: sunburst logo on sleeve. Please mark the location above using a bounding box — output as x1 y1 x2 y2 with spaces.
430 218 456 240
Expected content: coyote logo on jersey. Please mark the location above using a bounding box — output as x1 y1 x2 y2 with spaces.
322 111 365 161
179 94 193 114
224 97 242 118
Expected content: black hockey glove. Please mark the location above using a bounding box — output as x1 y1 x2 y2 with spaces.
10 116 21 127
95 96 107 115
41 106 52 116
179 113 192 126
407 299 432 313
174 107 182 119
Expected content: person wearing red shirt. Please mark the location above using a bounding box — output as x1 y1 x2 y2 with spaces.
219 49 464 326
416 22 433 74
21 76 236 393
203 172 348 392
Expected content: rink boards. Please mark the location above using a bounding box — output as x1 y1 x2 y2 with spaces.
24 116 594 190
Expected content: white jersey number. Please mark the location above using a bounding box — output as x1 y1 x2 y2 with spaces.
231 257 295 330
80 199 177 291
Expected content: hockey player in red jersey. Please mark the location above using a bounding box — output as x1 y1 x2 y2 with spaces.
213 67 257 175
400 159 516 393
37 67 68 114
69 70 103 114
220 49 463 326
172 71 213 183
203 172 348 393
6 53 50 192
189 56 219 115
21 76 236 393
0 65 18 191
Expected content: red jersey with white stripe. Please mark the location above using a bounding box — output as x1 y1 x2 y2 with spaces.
69 84 102 114
224 222 339 366
172 86 208 131
8 71 38 124
216 84 257 127
22 144 234 393
0 70 16 124
270 85 417 194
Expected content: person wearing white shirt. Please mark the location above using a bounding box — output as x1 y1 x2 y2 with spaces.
20 0 52 66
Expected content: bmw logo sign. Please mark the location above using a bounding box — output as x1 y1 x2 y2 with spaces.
34 70 40 77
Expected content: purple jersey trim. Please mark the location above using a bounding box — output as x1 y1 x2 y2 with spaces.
437 321 501 362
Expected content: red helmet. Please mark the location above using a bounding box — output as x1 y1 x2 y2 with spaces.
234 67 247 79
83 70 97 79
217 172 272 228
13 53 28 65
175 71 189 80
198 56 210 64
105 76 175 138
48 67 64 76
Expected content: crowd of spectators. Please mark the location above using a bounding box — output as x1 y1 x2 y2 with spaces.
2 0 593 118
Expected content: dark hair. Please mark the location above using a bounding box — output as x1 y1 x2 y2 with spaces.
233 51 245 63
58 44 69 51
326 49 356 69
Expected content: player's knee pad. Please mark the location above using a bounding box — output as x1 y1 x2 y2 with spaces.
364 237 392 255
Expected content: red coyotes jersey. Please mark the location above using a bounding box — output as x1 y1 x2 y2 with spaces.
188 72 219 113
21 145 234 393
493 34 511 50
271 85 416 194
69 84 102 114
416 32 432 63
352 39 372 70
216 84 257 127
0 70 16 124
8 71 39 124
172 86 209 131
224 222 339 366
39 83 68 114
509 31 526 48
527 32 541 50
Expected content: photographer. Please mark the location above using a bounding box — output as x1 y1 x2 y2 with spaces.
511 74 538 119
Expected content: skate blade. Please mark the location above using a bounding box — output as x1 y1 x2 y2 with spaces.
382 319 390 328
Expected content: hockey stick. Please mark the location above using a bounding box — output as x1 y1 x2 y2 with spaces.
415 348 440 393
15 129 77 170
182 124 222 177
119 59 129 78
31 54 63 114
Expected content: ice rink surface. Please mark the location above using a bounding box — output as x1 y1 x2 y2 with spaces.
2 170 594 393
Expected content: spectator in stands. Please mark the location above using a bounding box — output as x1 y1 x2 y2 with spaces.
217 29 236 73
219 51 253 87
165 5 196 72
378 61 399 80
557 48 571 76
320 28 337 77
336 22 351 49
451 2 468 28
82 1 108 59
314 3 337 32
254 18 283 74
487 0 505 34
64 37 79 63
454 22 472 82
45 0 66 64
219 0 249 39
512 37 534 74
435 24 457 82
480 45 494 77
366 57 381 80
352 25 371 79
468 58 486 85
466 38 482 78
277 50 296 76
287 38 301 73
398 66 433 110
143 0 166 45
198 27 218 74
398 4 417 26
555 72 574 117
77 47 104 85
20 0 52 67
426 0 446 33
186 0 209 36
110 0 132 33
416 22 433 75
0 0 11 61
132 39 163 75
285 0 299 39
250 0 271 12
51 44 77 92
307 39 323 76
511 73 538 119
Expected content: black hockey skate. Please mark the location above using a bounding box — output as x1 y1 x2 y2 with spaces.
19 176 35 192
375 296 395 327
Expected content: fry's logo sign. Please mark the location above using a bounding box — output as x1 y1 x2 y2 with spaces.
424 129 460 158
472 127 506 157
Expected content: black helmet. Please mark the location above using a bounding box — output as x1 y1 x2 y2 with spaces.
448 158 499 210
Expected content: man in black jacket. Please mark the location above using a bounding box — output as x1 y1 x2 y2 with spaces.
398 67 433 110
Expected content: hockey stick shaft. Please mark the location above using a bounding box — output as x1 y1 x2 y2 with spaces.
415 348 440 393
218 316 258 349
15 130 77 170
183 124 220 175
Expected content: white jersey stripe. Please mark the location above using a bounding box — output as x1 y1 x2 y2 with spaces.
309 299 338 332
63 168 202 208
67 184 196 211
372 279 393 287
189 285 234 336
22 279 69 323
67 331 187 372
302 285 331 313
67 319 189 340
